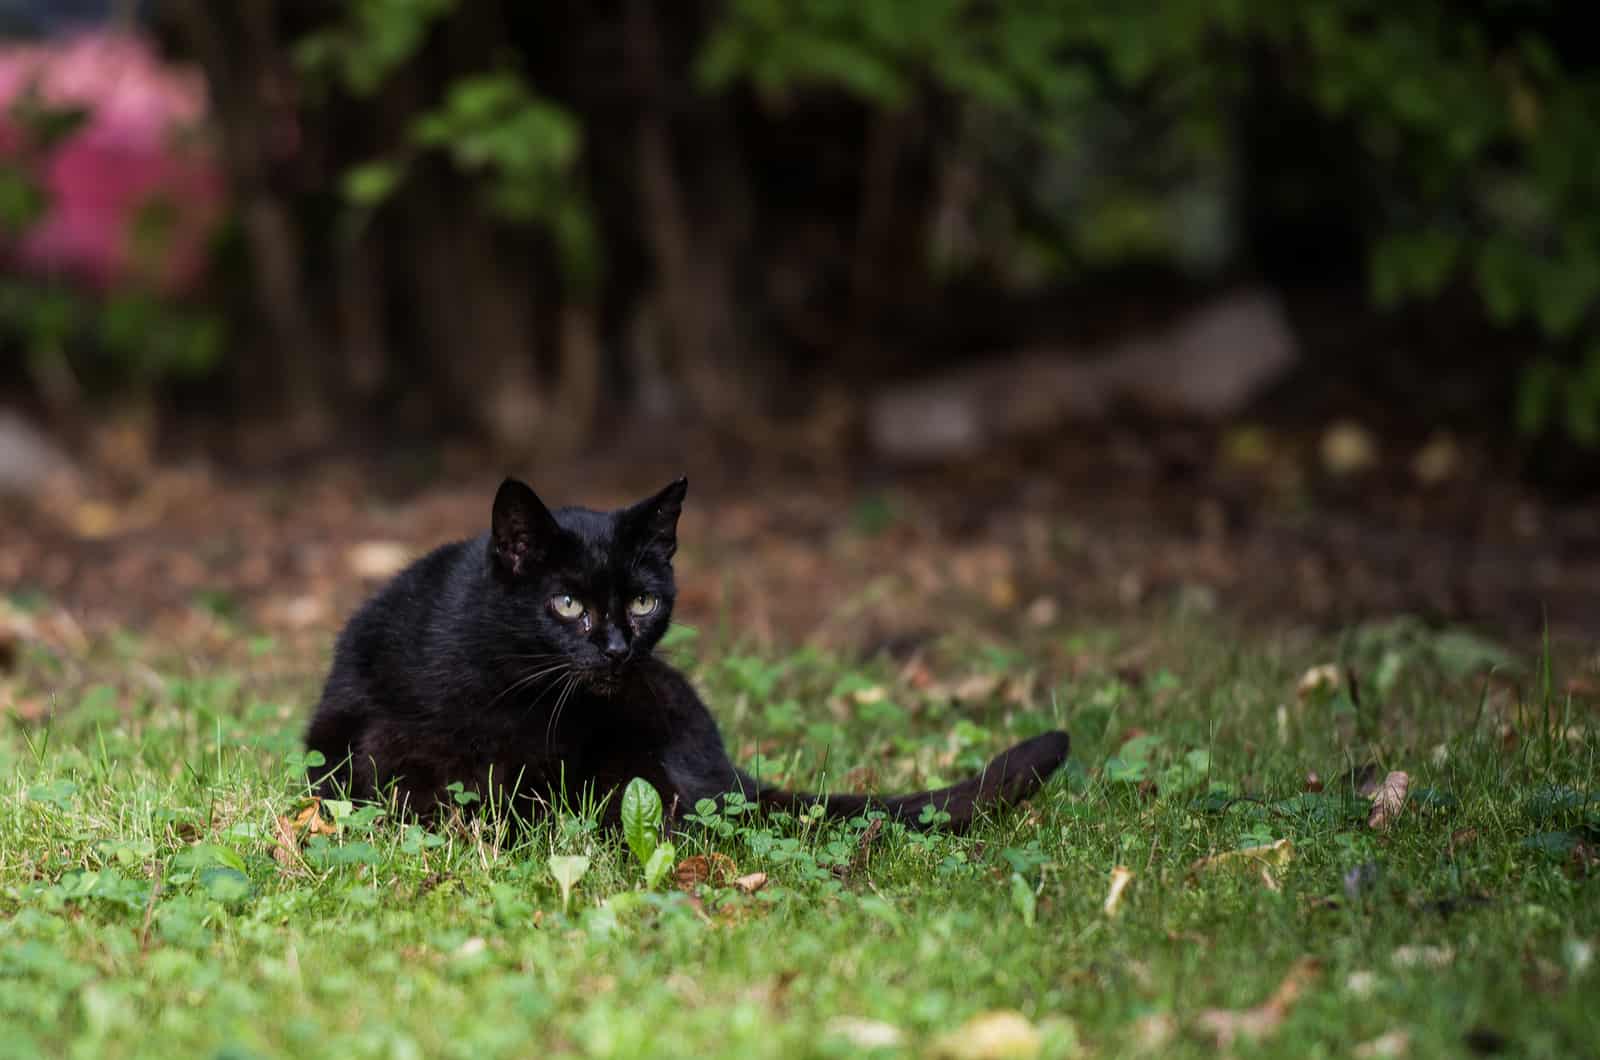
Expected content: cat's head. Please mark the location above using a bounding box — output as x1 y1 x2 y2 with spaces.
486 476 686 694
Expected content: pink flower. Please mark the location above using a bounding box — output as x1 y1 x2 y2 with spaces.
0 30 225 294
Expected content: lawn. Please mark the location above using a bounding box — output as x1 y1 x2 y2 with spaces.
1 611 1595 1059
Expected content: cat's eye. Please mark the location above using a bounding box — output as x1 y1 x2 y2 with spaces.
550 594 584 619
627 593 658 617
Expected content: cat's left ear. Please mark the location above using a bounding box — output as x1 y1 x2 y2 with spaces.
491 478 561 578
624 476 687 560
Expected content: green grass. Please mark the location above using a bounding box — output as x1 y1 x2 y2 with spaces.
1 615 1596 1059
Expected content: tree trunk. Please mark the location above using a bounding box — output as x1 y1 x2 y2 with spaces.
624 0 852 459
169 0 333 443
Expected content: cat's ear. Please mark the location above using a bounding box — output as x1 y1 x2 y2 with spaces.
490 478 560 578
624 476 687 560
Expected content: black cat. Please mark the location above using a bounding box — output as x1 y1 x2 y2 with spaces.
305 477 1070 830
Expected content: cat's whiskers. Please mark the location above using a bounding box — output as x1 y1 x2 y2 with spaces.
543 672 581 752
485 661 573 712
521 667 575 718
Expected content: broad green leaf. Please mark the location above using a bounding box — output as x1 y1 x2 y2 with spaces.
1009 872 1037 928
644 841 676 891
621 778 663 869
199 867 251 903
549 855 591 914
174 843 248 875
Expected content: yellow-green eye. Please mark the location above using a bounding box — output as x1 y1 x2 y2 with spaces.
550 594 584 619
627 593 658 617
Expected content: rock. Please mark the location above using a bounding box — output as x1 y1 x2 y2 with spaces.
867 289 1299 461
0 410 75 496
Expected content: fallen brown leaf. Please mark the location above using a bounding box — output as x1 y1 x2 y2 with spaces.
1296 664 1342 701
270 815 302 869
841 816 884 884
271 797 339 868
1194 957 1320 1048
1355 1029 1411 1058
1569 841 1597 878
1025 596 1058 627
931 1010 1041 1060
1344 970 1378 998
1187 838 1294 890
1367 771 1410 832
346 541 412 580
1131 1012 1177 1052
1103 866 1135 918
948 672 1002 704
71 499 125 539
675 852 739 891
1391 944 1454 970
826 1017 905 1049
733 872 768 894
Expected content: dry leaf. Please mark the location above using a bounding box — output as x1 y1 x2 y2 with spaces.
1355 1029 1411 1058
1391 944 1453 970
675 852 738 891
272 797 338 867
1296 664 1342 700
71 499 124 539
1131 1012 1176 1052
270 594 328 630
1367 771 1410 831
1344 971 1379 998
932 1010 1041 1060
1187 838 1294 890
733 872 768 894
987 576 1019 610
1194 957 1320 1048
270 815 302 869
950 672 1002 703
1570 840 1598 878
826 1017 905 1049
1103 866 1135 918
346 541 412 580
842 816 884 884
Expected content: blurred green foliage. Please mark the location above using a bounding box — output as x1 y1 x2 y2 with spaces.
0 88 225 399
8 1 1600 443
702 0 1600 444
297 0 598 290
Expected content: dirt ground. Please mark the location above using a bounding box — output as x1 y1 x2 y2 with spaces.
2 421 1594 680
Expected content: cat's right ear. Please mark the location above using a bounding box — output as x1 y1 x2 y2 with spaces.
490 478 559 578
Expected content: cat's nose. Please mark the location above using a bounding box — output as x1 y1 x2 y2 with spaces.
603 629 629 661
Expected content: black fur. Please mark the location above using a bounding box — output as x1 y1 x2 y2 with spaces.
306 477 1070 830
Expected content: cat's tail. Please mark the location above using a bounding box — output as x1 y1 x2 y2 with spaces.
735 730 1070 831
